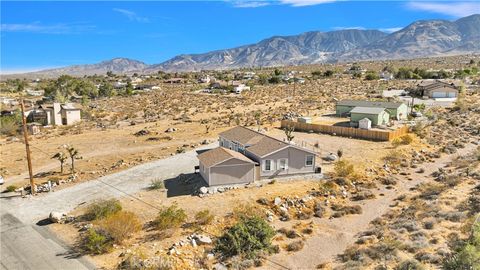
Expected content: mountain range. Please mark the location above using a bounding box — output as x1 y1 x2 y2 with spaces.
8 14 480 77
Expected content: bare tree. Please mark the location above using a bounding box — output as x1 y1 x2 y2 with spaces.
66 145 82 173
284 125 295 143
52 152 67 174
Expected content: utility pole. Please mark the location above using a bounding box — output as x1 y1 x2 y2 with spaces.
20 99 35 195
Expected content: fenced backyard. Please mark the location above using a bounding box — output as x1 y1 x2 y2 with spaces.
281 120 409 142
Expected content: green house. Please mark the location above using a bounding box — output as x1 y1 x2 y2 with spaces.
350 107 390 126
336 100 408 120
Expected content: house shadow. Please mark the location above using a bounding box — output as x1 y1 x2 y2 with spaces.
163 173 207 198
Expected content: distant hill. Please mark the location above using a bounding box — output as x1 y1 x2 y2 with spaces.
5 14 480 77
145 29 387 72
6 58 148 78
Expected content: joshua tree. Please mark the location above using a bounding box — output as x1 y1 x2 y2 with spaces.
254 111 262 131
337 149 344 159
66 145 81 173
51 152 67 174
284 125 295 143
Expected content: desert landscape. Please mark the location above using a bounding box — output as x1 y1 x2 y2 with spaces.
2 3 480 270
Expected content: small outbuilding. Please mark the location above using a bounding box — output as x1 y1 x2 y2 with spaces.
358 118 372 130
197 147 256 186
350 107 390 126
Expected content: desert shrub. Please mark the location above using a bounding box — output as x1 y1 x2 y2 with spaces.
149 179 165 190
351 190 376 201
383 150 406 167
233 203 264 220
395 259 425 270
392 135 414 147
0 116 20 136
215 216 275 259
286 229 300 239
314 201 324 217
85 199 122 220
296 208 313 220
99 211 142 244
331 204 362 217
153 204 187 232
302 228 313 235
83 228 112 254
194 209 214 226
286 240 304 252
418 183 446 200
443 222 480 270
334 160 355 177
5 185 17 192
318 180 340 195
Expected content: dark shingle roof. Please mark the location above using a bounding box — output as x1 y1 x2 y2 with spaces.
198 147 255 168
219 126 265 145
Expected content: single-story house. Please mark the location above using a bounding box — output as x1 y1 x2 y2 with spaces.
198 147 257 186
350 107 390 126
197 126 318 186
417 80 458 98
30 103 81 126
335 100 408 120
233 84 250 94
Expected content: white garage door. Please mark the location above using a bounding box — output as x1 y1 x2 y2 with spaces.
432 91 446 98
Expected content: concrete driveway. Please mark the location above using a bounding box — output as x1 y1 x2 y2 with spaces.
0 143 215 270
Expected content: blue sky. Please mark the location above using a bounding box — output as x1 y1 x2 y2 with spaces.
1 1 480 73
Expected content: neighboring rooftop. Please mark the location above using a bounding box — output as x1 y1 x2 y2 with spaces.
337 100 405 109
197 147 255 168
350 106 387 115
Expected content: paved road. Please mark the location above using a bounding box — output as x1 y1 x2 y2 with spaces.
0 143 215 270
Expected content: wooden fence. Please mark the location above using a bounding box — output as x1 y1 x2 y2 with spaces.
281 120 409 142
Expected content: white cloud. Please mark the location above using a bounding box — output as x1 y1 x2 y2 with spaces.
407 1 480 17
332 26 366 30
1 22 95 34
229 0 337 8
231 1 270 8
379 27 403 33
279 0 337 7
113 8 149 22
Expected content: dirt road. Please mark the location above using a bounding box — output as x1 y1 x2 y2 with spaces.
263 144 476 269
0 143 216 270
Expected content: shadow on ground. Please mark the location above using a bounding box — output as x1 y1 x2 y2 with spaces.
163 173 207 198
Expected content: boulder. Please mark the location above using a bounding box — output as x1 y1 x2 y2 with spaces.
324 153 338 162
49 211 65 223
199 186 208 194
274 197 282 206
195 235 212 245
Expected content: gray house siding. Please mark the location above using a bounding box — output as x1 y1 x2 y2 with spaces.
206 159 255 186
247 147 315 178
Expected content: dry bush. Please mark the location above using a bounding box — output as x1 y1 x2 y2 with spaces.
383 150 406 167
153 204 187 233
233 203 264 220
334 160 355 178
286 240 304 252
194 209 214 226
85 199 122 220
99 211 142 244
296 208 314 220
392 134 414 147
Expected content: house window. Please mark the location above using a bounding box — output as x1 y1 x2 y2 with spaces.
278 159 288 170
305 155 314 167
264 160 273 171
